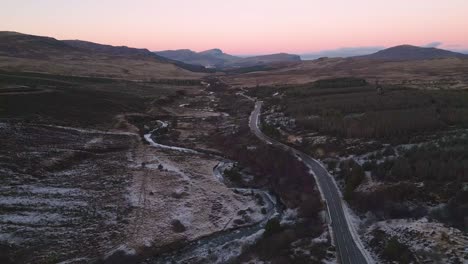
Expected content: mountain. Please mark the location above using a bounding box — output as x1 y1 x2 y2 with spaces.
231 53 301 68
155 49 301 69
356 45 467 61
0 31 206 79
155 48 240 68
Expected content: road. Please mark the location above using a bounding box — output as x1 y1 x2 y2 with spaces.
249 101 370 264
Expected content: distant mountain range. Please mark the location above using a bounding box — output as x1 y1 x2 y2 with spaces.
1 31 467 77
156 45 468 68
155 49 301 69
354 45 468 61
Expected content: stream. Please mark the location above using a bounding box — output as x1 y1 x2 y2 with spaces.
142 121 282 263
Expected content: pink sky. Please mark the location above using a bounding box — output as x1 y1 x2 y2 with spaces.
1 0 468 55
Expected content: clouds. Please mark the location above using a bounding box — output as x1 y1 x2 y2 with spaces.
300 46 384 60
424 41 443 48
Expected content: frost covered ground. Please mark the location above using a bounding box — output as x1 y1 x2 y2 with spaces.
122 142 269 257
0 116 269 263
0 122 137 263
323 137 468 263
366 218 467 263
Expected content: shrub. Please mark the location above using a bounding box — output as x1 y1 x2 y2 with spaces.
224 166 242 183
382 237 413 263
344 162 365 201
262 122 281 139
264 218 282 237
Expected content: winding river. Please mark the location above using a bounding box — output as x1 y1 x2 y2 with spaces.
142 121 282 263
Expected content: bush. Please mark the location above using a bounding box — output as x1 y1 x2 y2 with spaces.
343 161 365 200
224 166 242 183
264 218 282 237
362 160 375 171
262 122 281 139
382 237 413 263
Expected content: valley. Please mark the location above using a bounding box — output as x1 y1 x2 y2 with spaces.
0 30 467 264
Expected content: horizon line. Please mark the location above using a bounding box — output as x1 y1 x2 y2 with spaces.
3 30 468 57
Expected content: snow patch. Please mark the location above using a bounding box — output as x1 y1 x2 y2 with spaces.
41 124 138 136
0 212 69 225
0 196 87 207
144 132 199 154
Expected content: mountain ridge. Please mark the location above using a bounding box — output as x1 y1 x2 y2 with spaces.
155 48 301 68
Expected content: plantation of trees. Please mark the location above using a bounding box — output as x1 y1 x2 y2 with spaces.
276 82 468 139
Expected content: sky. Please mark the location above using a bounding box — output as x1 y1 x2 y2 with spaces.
1 0 468 55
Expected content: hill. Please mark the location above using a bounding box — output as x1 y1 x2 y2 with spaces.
356 45 467 61
0 31 206 79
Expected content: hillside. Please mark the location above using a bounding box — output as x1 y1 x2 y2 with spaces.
356 45 467 61
0 31 205 79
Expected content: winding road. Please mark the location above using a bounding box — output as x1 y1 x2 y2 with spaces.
249 101 371 264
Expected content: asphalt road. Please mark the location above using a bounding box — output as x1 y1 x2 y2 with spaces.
249 101 369 264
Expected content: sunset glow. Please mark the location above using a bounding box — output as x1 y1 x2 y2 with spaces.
2 0 468 54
